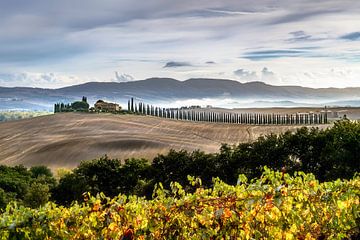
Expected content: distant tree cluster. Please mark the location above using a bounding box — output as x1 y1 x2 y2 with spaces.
54 96 89 113
0 111 50 122
1 120 358 210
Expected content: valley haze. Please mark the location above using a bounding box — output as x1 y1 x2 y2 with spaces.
1 78 360 111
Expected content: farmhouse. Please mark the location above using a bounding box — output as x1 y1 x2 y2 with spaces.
94 100 120 112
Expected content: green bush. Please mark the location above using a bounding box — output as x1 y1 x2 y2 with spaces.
23 182 50 208
71 101 89 111
0 165 56 211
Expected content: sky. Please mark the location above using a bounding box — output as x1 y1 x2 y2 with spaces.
0 0 360 88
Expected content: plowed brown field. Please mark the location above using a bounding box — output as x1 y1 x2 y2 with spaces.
0 112 329 169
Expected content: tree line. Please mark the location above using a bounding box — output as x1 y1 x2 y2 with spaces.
128 98 328 125
54 96 89 113
1 119 357 210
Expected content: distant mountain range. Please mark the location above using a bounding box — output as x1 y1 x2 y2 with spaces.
1 78 360 110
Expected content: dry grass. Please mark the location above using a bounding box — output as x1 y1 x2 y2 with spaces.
0 112 329 169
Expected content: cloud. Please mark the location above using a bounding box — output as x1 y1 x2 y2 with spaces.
287 31 312 42
112 72 134 82
282 68 360 88
163 61 192 68
242 49 308 60
232 67 279 85
261 67 275 77
188 8 258 18
340 32 360 41
261 67 280 84
233 68 258 80
0 0 360 88
269 9 342 25
0 72 87 88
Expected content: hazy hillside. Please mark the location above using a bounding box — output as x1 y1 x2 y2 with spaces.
1 78 360 111
0 113 317 169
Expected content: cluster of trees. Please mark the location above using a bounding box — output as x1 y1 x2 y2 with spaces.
0 166 56 209
127 98 328 125
54 96 89 113
0 111 50 122
1 120 358 209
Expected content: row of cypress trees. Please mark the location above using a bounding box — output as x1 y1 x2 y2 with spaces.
54 96 89 113
127 98 328 125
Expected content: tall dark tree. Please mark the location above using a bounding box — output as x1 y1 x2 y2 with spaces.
131 98 134 112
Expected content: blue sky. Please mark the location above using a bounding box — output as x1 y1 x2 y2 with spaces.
0 0 360 88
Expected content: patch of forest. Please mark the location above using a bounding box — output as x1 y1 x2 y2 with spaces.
0 111 51 122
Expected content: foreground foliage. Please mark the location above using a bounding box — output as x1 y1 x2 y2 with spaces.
0 165 55 209
1 169 359 239
53 120 360 205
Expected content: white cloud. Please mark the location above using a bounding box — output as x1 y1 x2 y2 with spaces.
261 67 278 83
112 72 134 82
0 72 90 88
233 68 258 81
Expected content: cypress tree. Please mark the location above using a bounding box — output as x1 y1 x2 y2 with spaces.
324 106 328 124
131 98 134 112
320 114 323 124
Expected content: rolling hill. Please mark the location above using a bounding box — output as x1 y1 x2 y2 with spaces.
1 78 360 110
0 113 321 169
